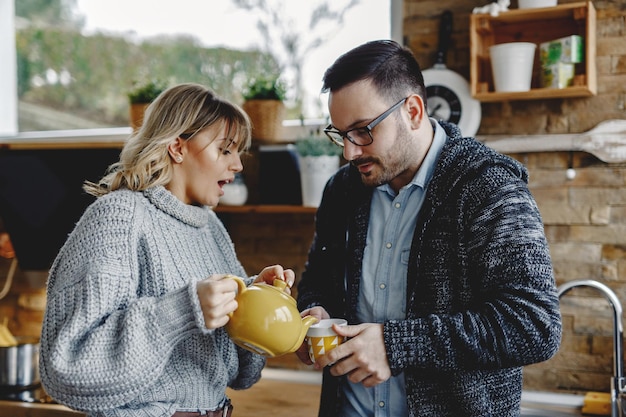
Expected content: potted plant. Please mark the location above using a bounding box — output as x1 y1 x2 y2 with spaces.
241 76 287 141
127 79 167 130
294 131 342 207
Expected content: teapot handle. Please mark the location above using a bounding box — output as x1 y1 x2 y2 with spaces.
225 275 247 319
225 275 247 295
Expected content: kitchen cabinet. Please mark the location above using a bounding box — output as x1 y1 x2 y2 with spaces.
469 1 596 102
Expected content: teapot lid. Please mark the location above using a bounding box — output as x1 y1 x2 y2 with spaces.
273 279 288 291
261 279 296 305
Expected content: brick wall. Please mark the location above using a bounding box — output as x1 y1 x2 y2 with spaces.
512 150 626 393
404 0 626 135
403 0 626 393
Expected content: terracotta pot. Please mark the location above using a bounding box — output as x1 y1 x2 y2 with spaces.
242 99 285 141
129 103 150 131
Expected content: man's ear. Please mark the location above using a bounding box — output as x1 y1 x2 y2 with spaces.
405 94 426 130
167 137 185 163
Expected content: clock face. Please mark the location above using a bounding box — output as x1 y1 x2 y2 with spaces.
426 85 461 124
422 68 481 137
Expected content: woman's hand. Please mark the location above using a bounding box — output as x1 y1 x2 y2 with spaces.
196 266 294 330
254 265 296 295
196 274 239 329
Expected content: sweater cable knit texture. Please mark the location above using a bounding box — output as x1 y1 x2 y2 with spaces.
40 186 264 417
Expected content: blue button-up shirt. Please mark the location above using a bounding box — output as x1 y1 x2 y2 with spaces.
340 119 446 416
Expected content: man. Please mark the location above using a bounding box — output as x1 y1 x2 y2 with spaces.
296 39 562 417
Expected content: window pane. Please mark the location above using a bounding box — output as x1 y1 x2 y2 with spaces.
13 0 390 133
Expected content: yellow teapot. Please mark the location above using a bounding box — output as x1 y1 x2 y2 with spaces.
225 275 318 357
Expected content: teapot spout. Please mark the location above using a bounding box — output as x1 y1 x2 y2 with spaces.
288 315 319 353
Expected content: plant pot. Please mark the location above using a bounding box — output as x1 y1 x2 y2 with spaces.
298 155 340 207
242 99 285 141
490 42 536 92
129 102 150 131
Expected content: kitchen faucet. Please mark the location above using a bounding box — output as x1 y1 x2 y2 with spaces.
558 280 626 417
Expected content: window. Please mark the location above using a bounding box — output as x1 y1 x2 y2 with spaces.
2 0 397 136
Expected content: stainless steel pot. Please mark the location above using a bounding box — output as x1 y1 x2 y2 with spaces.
0 336 40 387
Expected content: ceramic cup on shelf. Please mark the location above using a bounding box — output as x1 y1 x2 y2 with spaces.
518 0 557 9
306 318 347 363
490 42 537 92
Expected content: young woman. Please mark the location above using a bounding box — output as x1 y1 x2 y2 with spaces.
40 83 295 417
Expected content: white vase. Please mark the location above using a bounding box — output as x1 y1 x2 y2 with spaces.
220 173 248 206
298 155 340 207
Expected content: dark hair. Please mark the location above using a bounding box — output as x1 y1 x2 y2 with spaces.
321 39 427 107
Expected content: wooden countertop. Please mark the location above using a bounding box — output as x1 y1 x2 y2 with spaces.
0 400 85 416
0 128 129 150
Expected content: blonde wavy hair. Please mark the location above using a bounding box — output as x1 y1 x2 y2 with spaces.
84 83 252 197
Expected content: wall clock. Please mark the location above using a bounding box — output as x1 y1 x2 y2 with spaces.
425 84 461 125
421 10 481 137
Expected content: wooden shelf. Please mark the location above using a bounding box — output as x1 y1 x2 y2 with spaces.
473 85 594 102
470 1 596 101
213 205 317 214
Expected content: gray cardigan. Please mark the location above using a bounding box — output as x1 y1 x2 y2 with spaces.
40 186 265 417
297 122 562 417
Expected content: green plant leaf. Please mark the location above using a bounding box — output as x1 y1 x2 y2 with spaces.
127 79 168 104
294 135 342 157
243 76 286 101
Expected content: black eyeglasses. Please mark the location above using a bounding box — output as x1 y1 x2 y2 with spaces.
324 97 407 147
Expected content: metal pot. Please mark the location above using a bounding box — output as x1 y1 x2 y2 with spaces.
0 336 40 387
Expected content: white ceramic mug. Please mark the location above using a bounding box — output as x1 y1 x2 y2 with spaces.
305 318 347 363
518 0 557 9
490 42 537 92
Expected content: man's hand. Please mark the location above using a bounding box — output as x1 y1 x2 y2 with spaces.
316 323 391 388
295 306 329 364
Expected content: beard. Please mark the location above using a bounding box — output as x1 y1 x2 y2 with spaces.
353 122 414 188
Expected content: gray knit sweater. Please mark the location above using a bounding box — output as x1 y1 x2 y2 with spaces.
297 122 562 417
40 186 265 417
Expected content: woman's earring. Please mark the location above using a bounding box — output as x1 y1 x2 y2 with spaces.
176 156 183 163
